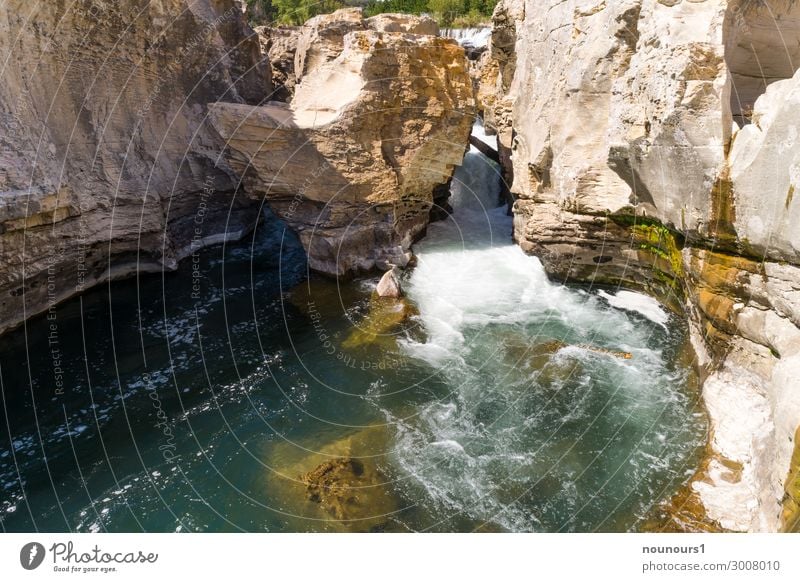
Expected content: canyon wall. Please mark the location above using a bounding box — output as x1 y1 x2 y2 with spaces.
481 0 800 531
211 10 474 276
0 0 270 335
0 4 469 329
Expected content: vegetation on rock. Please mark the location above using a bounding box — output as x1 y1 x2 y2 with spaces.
244 0 497 26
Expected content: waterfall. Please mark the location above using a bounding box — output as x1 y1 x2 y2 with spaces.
442 28 492 48
418 120 505 250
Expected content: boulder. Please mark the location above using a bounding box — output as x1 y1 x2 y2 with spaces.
376 267 402 298
294 8 366 82
210 30 475 276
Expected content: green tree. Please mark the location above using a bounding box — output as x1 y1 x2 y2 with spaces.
271 0 346 25
363 0 429 17
427 0 466 26
244 0 277 24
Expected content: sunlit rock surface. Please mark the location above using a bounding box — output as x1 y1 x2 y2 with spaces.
211 24 475 276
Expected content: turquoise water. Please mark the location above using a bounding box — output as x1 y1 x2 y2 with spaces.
0 139 707 532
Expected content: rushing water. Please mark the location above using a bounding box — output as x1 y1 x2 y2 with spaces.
0 124 706 532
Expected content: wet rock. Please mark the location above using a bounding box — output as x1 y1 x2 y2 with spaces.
263 426 398 532
376 267 402 298
341 295 416 350
300 457 376 521
288 275 363 319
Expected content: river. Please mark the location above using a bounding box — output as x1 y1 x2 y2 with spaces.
0 123 706 532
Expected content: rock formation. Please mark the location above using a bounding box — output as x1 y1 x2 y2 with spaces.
255 10 440 107
0 0 270 335
366 13 439 35
255 25 300 102
294 8 367 83
263 426 398 532
210 11 475 276
480 0 800 531
376 267 402 298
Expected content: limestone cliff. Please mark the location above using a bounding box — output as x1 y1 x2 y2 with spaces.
210 11 474 276
0 0 270 335
482 0 800 531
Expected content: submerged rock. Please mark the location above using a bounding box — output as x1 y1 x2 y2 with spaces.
299 457 380 522
263 426 398 532
341 295 416 350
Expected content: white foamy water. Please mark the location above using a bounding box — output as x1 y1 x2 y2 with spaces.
443 27 492 48
470 117 498 150
382 122 702 532
597 290 670 327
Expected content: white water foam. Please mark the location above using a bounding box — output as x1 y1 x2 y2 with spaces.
597 290 670 327
443 28 492 48
469 117 498 150
381 122 698 531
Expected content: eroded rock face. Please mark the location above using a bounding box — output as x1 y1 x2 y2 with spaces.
365 13 439 35
211 28 475 276
728 67 800 263
256 25 300 102
476 0 522 197
484 0 800 531
0 0 269 335
294 8 366 83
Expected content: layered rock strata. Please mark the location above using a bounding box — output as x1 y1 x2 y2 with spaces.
211 13 475 276
0 0 270 335
481 0 800 531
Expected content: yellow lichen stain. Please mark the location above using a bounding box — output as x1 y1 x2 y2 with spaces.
709 172 738 243
694 288 736 332
786 184 795 210
781 426 800 532
688 248 763 296
632 222 684 278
